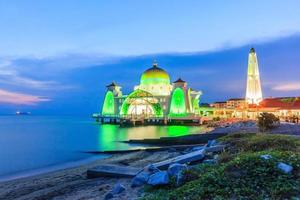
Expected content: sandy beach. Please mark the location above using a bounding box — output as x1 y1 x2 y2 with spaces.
0 150 180 200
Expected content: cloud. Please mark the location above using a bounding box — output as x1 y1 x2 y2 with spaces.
272 82 300 91
0 89 50 105
0 59 76 90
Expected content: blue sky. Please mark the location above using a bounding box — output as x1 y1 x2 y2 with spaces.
0 1 300 114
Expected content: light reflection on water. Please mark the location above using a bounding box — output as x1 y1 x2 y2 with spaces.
97 124 203 151
0 116 206 178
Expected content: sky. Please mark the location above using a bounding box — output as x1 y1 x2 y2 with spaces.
0 0 300 114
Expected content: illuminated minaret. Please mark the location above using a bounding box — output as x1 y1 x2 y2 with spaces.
245 48 263 104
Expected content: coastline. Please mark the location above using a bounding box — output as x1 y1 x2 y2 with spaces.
0 150 181 200
2 121 300 199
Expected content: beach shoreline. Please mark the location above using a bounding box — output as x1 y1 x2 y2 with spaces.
2 121 300 199
0 150 182 200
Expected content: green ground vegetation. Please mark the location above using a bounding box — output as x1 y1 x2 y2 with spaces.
143 133 300 200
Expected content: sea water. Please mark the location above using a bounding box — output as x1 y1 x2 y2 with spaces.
0 115 206 181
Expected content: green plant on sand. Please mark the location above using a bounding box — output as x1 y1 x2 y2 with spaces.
257 112 280 132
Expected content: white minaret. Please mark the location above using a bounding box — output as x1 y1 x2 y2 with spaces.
246 48 263 104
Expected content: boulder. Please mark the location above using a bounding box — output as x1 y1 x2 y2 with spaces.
131 171 151 187
148 164 160 173
192 146 205 151
182 148 192 154
104 192 114 200
147 171 169 186
260 154 272 160
207 140 217 147
277 162 293 173
112 183 126 194
167 163 188 177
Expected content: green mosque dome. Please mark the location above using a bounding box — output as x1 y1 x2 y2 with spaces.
140 62 170 85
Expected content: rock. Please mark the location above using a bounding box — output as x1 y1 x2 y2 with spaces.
277 162 293 173
167 163 188 177
131 171 151 187
148 164 160 173
112 183 126 194
104 192 114 200
182 148 192 154
206 140 217 147
147 171 169 186
260 154 272 160
192 146 204 151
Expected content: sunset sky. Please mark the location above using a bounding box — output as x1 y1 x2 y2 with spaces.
0 0 300 114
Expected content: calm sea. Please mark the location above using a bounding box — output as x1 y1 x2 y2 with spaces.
0 116 206 181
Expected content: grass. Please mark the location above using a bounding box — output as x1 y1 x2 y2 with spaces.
219 133 300 153
143 133 300 200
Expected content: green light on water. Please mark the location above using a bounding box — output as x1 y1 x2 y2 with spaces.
98 125 117 150
167 126 189 137
169 88 186 117
102 91 115 115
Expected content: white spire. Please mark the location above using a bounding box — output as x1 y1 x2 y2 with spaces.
246 48 263 104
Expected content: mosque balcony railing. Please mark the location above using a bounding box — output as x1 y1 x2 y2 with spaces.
93 113 120 118
120 114 164 120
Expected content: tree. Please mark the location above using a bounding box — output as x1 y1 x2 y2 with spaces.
258 112 280 132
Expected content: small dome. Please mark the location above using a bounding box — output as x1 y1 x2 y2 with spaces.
140 62 170 85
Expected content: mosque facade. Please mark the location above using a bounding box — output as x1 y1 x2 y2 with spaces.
100 62 202 122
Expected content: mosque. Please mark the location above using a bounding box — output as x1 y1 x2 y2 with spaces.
99 62 202 125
